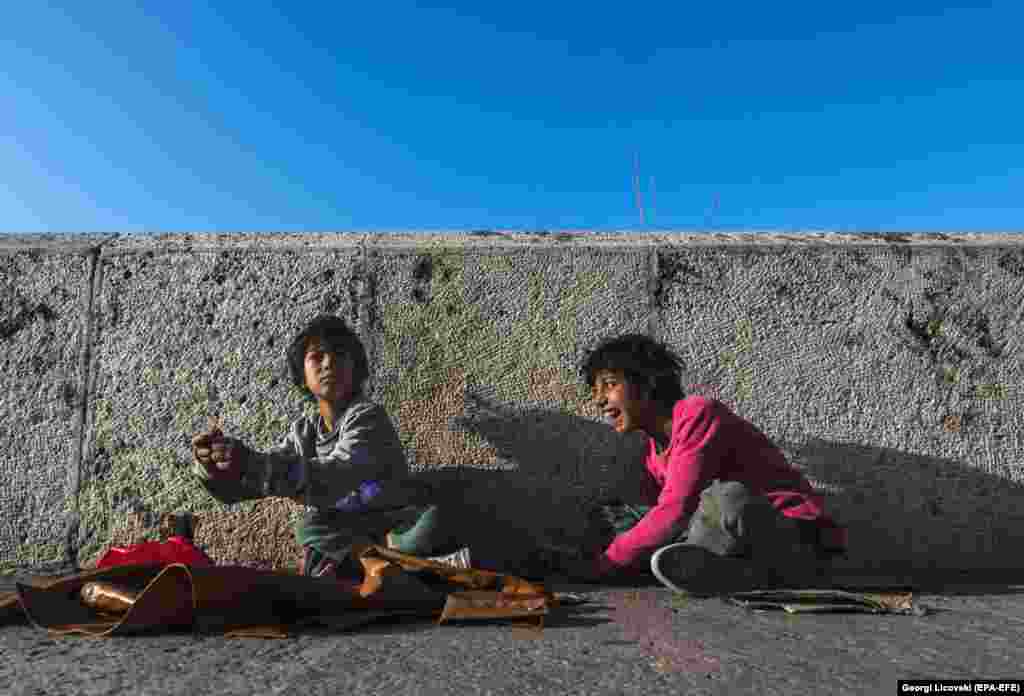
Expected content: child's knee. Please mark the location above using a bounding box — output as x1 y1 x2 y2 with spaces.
702 480 752 510
691 481 779 555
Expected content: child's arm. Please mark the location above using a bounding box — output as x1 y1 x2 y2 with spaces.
240 401 408 509
599 401 726 573
191 419 268 505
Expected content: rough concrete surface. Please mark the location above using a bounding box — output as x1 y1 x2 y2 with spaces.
1 232 1024 575
369 246 653 551
656 244 1024 569
79 243 368 568
2 576 1022 696
0 247 93 571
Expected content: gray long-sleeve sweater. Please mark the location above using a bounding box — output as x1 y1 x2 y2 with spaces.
196 395 410 509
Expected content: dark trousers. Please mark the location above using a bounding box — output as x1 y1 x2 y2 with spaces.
599 480 827 581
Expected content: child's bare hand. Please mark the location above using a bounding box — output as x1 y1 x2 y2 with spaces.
192 430 247 479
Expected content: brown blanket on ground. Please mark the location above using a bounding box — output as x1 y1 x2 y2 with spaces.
0 546 554 638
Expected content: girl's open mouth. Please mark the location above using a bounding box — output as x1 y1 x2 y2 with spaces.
604 409 621 427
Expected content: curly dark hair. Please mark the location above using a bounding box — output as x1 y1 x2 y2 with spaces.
579 333 685 408
286 315 369 400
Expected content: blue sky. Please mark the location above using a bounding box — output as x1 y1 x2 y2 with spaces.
1 1 1021 233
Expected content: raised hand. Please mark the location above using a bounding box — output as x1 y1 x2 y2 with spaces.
192 418 247 479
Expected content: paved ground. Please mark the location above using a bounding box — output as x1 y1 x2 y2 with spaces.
2 573 1022 696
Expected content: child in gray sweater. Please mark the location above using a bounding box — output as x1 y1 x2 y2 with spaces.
192 314 430 578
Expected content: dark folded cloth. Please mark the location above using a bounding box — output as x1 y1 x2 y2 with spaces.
0 546 555 638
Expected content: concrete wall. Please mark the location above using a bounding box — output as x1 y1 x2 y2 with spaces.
2 232 1023 574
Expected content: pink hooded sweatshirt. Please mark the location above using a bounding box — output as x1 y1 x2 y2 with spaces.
599 396 846 573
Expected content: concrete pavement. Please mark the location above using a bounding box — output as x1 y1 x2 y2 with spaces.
3 572 1022 696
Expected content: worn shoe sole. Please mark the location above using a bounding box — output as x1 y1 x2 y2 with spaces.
650 543 759 595
385 531 473 570
426 547 473 570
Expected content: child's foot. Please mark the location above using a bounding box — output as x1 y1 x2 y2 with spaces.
650 543 761 595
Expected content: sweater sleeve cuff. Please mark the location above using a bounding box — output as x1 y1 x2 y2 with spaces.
596 552 622 577
602 540 633 569
243 451 305 499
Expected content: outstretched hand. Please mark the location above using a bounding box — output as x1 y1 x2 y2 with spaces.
192 424 248 480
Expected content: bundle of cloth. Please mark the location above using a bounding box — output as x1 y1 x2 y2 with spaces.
0 545 562 639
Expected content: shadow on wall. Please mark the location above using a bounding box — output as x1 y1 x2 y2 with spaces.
438 391 1024 573
777 437 1024 572
452 389 647 487
402 390 650 559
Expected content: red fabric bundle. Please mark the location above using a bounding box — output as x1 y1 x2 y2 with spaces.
95 536 215 569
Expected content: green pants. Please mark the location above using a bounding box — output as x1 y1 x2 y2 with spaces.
296 505 428 575
297 489 525 576
294 480 436 576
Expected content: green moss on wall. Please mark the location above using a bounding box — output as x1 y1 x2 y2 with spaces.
378 251 626 468
172 382 212 434
223 346 244 371
93 397 114 451
236 400 293 450
255 367 277 386
73 445 257 565
142 366 162 386
720 318 755 401
942 366 961 385
0 542 64 572
975 383 1008 400
384 253 609 407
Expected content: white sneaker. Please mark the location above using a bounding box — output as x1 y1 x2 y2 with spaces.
650 543 760 595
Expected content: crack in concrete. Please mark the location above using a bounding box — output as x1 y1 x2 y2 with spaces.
65 244 107 572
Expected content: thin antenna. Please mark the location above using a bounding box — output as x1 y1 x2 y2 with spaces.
705 192 720 230
633 151 645 226
650 175 656 226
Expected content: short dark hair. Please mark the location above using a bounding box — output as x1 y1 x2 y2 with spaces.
286 315 369 400
580 333 685 408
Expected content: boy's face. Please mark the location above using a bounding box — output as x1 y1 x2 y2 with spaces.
304 338 355 403
591 369 650 435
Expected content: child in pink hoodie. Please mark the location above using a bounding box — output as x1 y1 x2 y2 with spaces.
567 334 846 592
